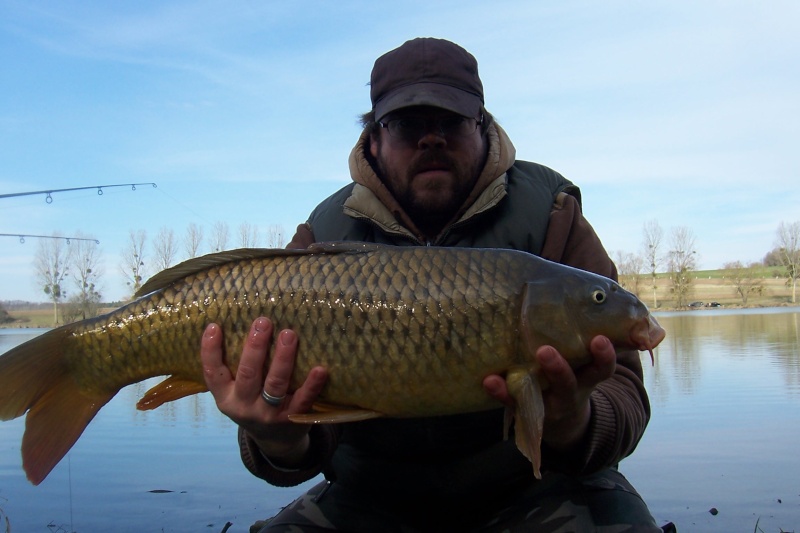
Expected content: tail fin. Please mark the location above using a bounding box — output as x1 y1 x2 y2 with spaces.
0 328 113 485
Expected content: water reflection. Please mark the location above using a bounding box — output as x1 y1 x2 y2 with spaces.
650 308 800 399
660 308 800 359
625 308 800 532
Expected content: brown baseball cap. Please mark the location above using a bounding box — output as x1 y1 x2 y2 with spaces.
370 37 485 121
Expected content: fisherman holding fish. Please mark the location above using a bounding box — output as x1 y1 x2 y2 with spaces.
200 38 667 532
0 36 666 532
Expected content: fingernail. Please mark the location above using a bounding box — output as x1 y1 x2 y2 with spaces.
279 329 295 346
591 335 611 352
253 317 269 333
538 347 557 365
204 323 219 338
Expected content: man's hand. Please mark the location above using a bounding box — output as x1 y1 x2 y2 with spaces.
200 317 328 465
482 335 617 451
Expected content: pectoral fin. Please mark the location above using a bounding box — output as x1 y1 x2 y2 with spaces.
136 376 208 411
505 367 545 479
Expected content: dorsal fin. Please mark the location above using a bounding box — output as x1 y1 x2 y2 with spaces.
136 248 301 297
134 242 390 297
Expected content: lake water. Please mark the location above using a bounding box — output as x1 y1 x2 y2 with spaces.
1 308 799 532
624 307 800 532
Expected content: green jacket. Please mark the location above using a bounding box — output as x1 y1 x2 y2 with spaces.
307 162 578 253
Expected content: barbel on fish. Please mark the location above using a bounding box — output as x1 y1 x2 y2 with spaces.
0 242 665 485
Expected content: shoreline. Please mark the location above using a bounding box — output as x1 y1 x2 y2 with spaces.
1 302 798 330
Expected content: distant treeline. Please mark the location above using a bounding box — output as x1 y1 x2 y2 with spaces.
1 300 125 312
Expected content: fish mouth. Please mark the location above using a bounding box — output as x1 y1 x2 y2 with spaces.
630 315 666 364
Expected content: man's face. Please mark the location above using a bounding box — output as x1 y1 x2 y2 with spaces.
369 106 487 235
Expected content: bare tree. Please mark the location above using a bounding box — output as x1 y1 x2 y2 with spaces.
641 220 664 308
667 226 697 308
775 221 800 303
209 221 229 252
70 233 103 320
184 222 204 259
613 251 644 297
722 261 764 305
238 222 259 248
34 234 73 325
121 229 147 297
265 224 286 248
152 226 178 272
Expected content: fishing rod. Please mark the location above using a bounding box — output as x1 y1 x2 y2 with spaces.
0 234 100 244
1 182 157 244
0 182 157 203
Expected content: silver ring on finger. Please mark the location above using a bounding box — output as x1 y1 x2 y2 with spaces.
261 390 286 407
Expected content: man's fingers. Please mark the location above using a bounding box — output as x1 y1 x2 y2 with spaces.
202 317 327 425
575 336 616 388
536 345 575 389
233 317 275 402
201 323 231 391
482 374 514 406
288 366 329 413
261 329 296 395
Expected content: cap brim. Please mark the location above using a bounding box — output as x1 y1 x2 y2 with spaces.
374 82 483 121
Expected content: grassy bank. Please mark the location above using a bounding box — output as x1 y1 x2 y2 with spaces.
1 308 58 328
623 270 796 310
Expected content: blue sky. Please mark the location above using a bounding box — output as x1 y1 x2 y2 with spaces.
1 1 798 303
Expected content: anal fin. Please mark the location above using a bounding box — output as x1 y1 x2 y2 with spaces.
289 403 384 424
136 376 208 411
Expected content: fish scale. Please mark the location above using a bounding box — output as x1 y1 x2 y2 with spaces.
0 242 665 484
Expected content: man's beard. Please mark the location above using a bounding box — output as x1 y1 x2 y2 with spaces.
375 147 484 234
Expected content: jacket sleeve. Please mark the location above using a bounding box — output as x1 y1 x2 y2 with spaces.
237 222 342 487
238 424 340 487
539 192 651 474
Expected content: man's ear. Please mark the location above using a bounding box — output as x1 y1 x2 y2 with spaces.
369 132 379 159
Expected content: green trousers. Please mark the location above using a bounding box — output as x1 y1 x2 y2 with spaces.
252 467 668 533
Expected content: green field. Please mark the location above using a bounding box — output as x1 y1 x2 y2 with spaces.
1 308 61 328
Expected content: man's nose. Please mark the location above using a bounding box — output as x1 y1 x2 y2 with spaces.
417 123 447 147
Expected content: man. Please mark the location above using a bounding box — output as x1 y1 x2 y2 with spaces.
201 37 664 532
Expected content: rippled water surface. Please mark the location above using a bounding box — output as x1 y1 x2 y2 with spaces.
623 308 800 531
1 308 799 532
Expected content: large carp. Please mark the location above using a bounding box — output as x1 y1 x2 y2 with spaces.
0 243 664 485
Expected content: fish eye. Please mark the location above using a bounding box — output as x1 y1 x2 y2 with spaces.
591 288 607 304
